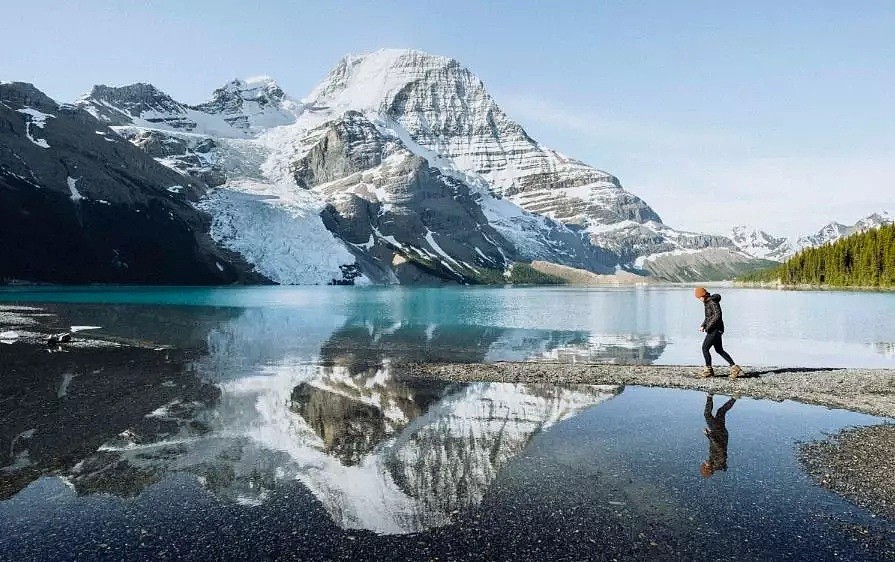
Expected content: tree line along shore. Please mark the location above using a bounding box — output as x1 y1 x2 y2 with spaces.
740 223 895 289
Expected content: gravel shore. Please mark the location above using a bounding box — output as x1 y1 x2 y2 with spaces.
800 424 895 521
400 362 895 418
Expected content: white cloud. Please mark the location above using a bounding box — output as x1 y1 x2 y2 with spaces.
498 93 894 240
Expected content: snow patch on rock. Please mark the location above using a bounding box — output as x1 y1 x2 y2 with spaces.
17 107 55 148
66 176 85 202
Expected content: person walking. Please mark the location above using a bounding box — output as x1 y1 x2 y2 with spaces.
695 287 743 378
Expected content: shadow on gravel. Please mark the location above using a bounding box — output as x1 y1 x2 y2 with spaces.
749 367 845 376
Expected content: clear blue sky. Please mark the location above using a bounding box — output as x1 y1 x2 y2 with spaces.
2 1 893 238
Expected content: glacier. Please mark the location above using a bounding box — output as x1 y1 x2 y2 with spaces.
197 180 362 285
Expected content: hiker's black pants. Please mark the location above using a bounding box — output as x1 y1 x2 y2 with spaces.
702 331 734 366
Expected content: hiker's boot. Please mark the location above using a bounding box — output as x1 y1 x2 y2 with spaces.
699 366 715 378
729 365 744 379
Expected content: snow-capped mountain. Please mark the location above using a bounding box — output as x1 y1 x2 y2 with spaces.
193 76 300 134
306 50 660 227
74 49 767 282
3 48 774 284
730 225 795 261
796 211 892 251
78 77 300 138
299 49 760 280
731 211 892 263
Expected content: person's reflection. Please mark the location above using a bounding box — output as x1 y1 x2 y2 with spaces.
700 393 735 477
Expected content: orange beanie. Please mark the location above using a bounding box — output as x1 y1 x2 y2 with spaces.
694 287 709 299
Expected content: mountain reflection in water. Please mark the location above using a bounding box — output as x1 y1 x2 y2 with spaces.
66 374 620 534
63 313 623 533
1 305 647 534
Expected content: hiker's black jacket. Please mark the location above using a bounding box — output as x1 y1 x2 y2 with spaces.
701 294 725 333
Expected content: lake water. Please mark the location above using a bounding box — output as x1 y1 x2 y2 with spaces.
1 286 893 560
1 285 894 368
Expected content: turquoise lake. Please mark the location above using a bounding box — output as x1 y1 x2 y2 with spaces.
1 285 893 368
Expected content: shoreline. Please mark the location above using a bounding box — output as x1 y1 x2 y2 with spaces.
399 362 895 418
735 281 895 293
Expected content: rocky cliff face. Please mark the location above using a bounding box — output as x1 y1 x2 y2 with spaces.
79 83 192 128
0 82 263 284
293 111 517 283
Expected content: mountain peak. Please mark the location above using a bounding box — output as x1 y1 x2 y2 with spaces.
305 48 459 110
194 75 298 132
0 81 59 111
213 75 284 97
795 211 892 251
858 210 891 224
344 48 454 67
76 82 187 126
238 75 277 86
84 82 174 102
729 224 793 261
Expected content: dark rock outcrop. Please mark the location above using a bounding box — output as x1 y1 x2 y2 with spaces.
0 82 264 284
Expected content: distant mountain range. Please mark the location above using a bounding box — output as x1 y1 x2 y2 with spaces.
730 211 892 263
0 49 886 284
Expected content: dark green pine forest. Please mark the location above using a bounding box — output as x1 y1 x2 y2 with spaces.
740 224 895 288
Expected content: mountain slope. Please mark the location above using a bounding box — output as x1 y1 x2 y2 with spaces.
0 82 264 284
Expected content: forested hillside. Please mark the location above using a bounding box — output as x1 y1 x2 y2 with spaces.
740 224 895 288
